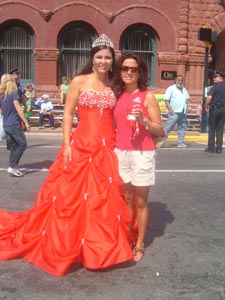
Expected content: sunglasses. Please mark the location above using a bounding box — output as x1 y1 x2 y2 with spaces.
121 66 138 73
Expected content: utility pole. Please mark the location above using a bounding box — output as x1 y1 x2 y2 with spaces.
198 27 212 133
200 41 211 133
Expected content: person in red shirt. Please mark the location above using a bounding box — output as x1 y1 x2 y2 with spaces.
113 52 163 262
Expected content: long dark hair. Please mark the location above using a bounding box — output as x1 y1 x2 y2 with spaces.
78 45 115 80
113 52 149 97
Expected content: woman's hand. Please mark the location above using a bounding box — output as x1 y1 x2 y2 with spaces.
132 105 144 122
63 142 72 164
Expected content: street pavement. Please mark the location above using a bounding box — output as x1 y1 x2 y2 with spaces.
0 133 224 300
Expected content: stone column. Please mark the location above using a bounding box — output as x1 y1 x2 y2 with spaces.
34 48 60 95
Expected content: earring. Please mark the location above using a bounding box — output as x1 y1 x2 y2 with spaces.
92 64 94 71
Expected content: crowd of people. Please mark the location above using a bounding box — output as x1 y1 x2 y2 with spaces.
0 33 225 276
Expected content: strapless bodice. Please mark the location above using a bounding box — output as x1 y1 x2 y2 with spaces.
78 90 117 113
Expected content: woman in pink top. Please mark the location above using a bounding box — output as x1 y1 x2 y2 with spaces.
113 53 163 262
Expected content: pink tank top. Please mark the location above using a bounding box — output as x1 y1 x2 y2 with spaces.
114 90 155 151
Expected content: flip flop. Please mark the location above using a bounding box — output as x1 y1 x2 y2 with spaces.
133 246 145 262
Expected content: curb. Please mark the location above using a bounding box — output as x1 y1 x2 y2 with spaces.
167 134 208 143
25 130 225 143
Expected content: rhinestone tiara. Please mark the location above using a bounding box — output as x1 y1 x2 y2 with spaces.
92 34 114 49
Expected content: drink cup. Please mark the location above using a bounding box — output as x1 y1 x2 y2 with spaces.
127 110 137 121
132 104 141 114
131 104 141 118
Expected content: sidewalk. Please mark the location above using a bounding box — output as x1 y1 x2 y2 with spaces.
26 128 210 142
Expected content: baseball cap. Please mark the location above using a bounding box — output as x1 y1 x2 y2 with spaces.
9 68 20 74
213 71 225 78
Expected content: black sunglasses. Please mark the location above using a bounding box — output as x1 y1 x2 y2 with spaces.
121 66 138 73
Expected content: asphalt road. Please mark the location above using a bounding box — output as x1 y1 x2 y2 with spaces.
0 134 224 300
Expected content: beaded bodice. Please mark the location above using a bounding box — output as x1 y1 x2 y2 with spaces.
78 90 116 113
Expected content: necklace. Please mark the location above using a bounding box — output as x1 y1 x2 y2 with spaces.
92 73 111 92
124 87 140 94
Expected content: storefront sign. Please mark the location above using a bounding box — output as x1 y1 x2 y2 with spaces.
154 94 166 112
161 71 177 80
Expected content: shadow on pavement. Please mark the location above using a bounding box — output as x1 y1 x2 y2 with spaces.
146 202 174 247
21 160 54 169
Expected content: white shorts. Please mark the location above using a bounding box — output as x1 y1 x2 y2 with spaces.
114 148 156 186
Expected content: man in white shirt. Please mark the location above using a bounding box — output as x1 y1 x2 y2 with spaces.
35 94 55 130
161 75 190 148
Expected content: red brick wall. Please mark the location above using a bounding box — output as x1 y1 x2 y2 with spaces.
0 0 225 103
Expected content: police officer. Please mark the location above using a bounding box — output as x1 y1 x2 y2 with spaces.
205 71 225 154
9 68 25 105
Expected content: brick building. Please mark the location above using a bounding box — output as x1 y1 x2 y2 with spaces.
0 0 225 103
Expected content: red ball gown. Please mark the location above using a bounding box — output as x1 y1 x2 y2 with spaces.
0 90 133 276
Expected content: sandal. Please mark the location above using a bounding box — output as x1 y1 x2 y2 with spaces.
133 246 145 262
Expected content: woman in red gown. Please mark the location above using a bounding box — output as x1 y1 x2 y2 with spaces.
0 35 133 276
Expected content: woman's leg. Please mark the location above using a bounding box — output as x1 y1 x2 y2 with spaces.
122 183 134 237
122 182 134 218
60 91 65 104
133 185 150 261
5 126 27 168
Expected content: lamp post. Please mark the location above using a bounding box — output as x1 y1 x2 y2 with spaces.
200 41 211 133
198 27 212 133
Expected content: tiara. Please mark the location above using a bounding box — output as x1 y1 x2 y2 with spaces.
92 34 114 49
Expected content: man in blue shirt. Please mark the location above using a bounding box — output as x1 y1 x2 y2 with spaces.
161 75 190 148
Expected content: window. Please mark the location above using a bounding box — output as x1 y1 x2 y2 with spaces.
59 23 96 81
0 23 34 84
120 25 157 86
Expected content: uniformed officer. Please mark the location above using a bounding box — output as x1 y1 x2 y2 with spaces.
9 68 25 105
205 71 225 154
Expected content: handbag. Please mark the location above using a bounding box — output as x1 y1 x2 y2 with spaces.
0 114 6 140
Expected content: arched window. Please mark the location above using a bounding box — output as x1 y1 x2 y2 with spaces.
120 24 157 86
59 23 96 81
0 22 34 84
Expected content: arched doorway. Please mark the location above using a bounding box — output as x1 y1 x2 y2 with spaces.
120 24 157 86
58 22 97 83
0 21 34 85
